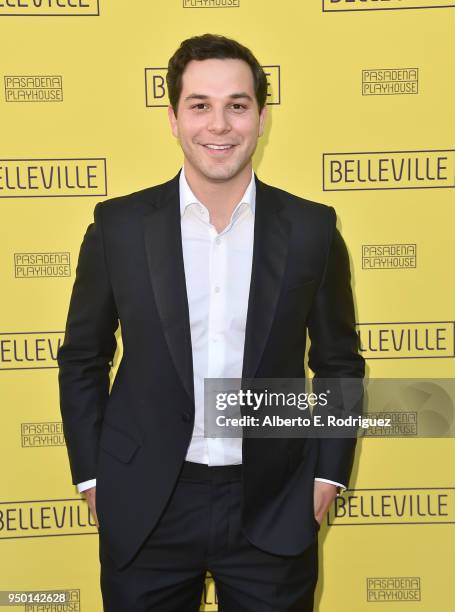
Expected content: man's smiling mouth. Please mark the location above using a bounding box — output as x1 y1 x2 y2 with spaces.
203 144 236 149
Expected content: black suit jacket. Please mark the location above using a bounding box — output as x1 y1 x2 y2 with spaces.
57 169 365 569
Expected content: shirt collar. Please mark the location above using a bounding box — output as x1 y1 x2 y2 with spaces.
178 165 256 219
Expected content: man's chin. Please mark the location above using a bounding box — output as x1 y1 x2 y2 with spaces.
198 161 246 183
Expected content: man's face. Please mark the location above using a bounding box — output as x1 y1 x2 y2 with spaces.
168 58 267 182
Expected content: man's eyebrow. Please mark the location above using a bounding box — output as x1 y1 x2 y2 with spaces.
183 92 254 102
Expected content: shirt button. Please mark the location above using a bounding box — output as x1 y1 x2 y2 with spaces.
215 237 221 245
181 412 192 422
214 286 220 293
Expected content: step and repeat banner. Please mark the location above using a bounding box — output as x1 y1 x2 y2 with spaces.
1 1 454 610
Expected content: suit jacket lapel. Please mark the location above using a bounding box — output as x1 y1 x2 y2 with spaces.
143 170 194 403
242 176 291 379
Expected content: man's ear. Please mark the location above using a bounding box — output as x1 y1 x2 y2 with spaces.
258 103 267 137
168 104 178 138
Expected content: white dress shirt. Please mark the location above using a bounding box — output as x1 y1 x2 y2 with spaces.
76 166 345 493
181 165 255 465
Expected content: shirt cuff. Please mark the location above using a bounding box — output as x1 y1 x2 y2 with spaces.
77 478 97 493
314 477 346 496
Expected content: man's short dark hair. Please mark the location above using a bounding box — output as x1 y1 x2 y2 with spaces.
166 33 268 116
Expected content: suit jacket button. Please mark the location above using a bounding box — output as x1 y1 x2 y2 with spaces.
182 412 191 422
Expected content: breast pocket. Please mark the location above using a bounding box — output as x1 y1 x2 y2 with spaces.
279 279 317 321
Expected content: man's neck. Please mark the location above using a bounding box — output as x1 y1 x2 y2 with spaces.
183 162 252 232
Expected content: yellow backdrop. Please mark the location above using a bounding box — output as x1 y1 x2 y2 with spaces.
1 1 454 610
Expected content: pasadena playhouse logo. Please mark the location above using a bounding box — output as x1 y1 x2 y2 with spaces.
362 412 417 437
0 0 99 16
145 65 280 107
14 252 71 278
21 422 65 447
0 158 107 197
362 68 418 96
0 499 96 538
361 244 416 270
26 590 81 612
357 321 455 359
4 75 63 102
366 577 421 603
328 487 455 526
0 331 63 370
183 0 239 6
322 0 455 11
323 149 455 191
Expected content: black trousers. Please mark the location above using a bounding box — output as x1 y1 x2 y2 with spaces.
99 461 319 612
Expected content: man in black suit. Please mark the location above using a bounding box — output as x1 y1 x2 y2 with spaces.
57 33 365 611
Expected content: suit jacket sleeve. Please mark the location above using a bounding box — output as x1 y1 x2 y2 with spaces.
57 201 119 485
307 205 365 487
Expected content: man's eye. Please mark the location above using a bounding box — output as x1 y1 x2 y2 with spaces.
191 103 208 110
231 104 246 111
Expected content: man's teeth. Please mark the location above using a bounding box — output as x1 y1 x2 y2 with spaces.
204 144 233 150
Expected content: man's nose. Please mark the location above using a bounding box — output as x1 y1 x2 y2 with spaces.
207 108 231 133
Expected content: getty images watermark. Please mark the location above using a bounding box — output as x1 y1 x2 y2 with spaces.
204 378 455 438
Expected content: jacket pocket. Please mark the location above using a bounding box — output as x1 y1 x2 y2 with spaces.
285 279 316 293
98 421 141 463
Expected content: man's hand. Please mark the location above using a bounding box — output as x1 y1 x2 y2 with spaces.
83 486 99 529
313 480 338 526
